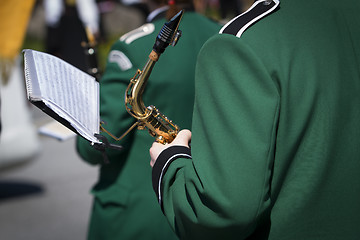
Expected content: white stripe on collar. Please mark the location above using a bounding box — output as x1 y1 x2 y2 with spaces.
220 0 280 38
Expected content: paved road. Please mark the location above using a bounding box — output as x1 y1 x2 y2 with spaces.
0 107 98 240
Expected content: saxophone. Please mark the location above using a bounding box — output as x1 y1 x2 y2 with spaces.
123 10 184 144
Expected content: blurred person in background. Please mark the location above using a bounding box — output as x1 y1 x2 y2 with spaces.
219 0 241 19
0 0 39 167
76 0 221 239
43 0 100 73
219 0 255 20
120 0 150 22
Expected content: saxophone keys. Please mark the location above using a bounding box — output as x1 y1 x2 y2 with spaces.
137 122 146 130
155 135 166 144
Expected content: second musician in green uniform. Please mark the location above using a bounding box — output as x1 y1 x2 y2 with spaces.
76 0 220 239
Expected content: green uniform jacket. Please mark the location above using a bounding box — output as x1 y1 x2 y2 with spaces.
76 11 220 240
152 0 360 239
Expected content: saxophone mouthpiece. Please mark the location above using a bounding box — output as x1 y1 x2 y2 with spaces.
153 10 184 54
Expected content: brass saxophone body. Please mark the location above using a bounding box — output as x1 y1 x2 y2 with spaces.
124 10 184 144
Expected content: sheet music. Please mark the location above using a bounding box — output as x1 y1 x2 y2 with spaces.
24 49 100 143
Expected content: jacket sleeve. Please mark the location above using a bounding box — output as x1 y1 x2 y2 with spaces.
76 41 140 165
152 34 280 239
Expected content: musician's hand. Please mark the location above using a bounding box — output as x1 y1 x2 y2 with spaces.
150 129 192 167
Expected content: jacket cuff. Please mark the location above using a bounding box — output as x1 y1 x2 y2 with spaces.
152 146 192 210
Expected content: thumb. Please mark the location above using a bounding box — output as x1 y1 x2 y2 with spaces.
172 129 192 147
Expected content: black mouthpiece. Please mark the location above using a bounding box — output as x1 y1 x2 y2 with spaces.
153 10 184 54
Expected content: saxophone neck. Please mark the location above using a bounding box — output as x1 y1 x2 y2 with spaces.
126 58 156 117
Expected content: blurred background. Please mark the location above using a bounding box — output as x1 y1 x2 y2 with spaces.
0 0 252 239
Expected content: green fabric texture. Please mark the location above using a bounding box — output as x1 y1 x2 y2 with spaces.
159 0 360 239
76 11 221 240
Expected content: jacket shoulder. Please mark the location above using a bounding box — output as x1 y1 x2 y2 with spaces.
220 0 280 38
119 23 155 44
